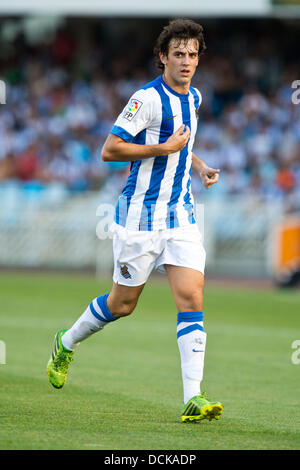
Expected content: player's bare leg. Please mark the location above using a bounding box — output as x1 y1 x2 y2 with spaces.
61 281 145 349
47 282 144 389
107 282 145 318
165 265 204 312
165 264 223 422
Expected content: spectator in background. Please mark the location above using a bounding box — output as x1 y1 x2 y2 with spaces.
15 142 46 182
0 153 16 181
0 19 299 209
276 162 296 195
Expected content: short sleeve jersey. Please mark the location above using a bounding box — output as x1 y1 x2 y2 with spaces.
110 75 202 231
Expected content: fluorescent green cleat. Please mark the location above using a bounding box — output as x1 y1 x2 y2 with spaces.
181 392 223 423
47 329 74 389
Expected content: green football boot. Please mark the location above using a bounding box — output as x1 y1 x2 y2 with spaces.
47 329 74 389
181 392 223 423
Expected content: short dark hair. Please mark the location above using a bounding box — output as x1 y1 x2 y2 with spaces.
153 18 206 70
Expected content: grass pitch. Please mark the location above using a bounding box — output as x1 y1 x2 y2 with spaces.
0 272 299 450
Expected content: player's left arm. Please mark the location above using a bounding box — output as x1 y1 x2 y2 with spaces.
192 153 220 189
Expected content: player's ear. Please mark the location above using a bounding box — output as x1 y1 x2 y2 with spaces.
159 52 167 66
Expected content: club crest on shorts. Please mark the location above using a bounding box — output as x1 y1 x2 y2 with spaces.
120 264 132 279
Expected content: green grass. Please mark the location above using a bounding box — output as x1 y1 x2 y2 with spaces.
0 272 299 450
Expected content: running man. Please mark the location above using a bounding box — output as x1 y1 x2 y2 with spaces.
47 18 223 423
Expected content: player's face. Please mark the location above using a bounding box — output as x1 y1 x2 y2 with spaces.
160 38 199 88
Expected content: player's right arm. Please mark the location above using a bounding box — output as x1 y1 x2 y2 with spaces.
102 125 190 162
101 88 190 162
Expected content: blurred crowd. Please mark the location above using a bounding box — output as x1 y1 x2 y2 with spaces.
0 18 299 208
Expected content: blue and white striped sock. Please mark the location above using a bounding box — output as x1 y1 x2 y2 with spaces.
177 311 207 404
61 294 117 351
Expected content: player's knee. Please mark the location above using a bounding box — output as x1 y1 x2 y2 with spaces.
178 288 203 311
191 288 203 304
189 289 203 310
112 299 137 318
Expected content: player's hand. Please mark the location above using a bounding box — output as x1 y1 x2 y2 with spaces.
199 166 220 189
164 125 190 154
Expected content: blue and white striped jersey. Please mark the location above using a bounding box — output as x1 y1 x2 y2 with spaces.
111 75 202 231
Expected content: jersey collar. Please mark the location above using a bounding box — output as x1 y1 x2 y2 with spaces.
160 75 190 100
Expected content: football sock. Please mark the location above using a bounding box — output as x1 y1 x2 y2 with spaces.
61 293 117 351
177 311 207 404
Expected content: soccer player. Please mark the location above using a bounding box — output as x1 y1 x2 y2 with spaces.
47 18 223 423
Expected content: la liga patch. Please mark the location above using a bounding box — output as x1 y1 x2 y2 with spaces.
123 99 143 121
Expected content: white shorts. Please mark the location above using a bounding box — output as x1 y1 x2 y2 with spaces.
110 222 206 287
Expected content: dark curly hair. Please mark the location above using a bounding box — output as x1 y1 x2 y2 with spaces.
153 18 206 70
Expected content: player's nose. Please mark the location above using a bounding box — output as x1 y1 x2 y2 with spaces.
182 56 192 67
